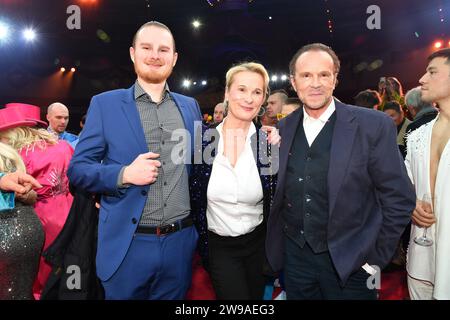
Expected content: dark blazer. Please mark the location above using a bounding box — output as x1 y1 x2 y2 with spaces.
41 188 104 300
190 124 277 268
266 100 416 283
68 85 202 282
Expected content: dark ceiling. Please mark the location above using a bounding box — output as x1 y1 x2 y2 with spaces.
0 0 448 131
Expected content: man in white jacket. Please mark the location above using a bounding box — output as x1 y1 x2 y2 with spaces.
405 48 450 300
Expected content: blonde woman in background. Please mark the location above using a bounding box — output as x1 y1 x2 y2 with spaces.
0 142 44 299
0 106 74 299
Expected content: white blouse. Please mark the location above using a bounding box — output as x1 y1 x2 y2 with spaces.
206 121 264 237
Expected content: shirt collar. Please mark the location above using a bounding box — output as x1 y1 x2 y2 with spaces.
216 117 256 153
134 80 170 101
217 117 256 139
303 98 336 123
415 106 437 120
47 126 63 137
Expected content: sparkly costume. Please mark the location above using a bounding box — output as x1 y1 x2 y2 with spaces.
405 117 450 299
19 141 74 299
0 202 44 300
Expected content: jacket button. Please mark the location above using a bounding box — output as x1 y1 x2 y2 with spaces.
141 190 147 196
132 218 137 224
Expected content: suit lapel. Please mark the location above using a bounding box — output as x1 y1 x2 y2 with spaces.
328 101 358 216
170 93 190 131
171 92 199 159
276 108 303 197
121 85 148 153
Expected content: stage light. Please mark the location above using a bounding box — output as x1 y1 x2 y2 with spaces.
60 67 66 72
271 75 278 82
0 22 10 41
201 80 207 86
182 79 191 88
192 20 201 29
448 40 450 47
97 29 111 43
23 28 36 42
368 59 383 71
281 75 288 81
434 41 443 49
71 67 76 72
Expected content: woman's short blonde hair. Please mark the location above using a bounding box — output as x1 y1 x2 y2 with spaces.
225 62 270 99
0 126 58 151
0 142 26 173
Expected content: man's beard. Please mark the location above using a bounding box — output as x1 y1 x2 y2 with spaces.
135 64 173 84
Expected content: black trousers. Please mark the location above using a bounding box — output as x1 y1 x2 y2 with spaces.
208 222 266 300
284 235 378 300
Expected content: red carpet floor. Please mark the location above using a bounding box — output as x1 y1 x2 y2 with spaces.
379 270 409 300
186 253 409 300
185 253 216 300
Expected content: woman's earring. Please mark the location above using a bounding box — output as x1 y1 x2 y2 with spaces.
257 106 266 117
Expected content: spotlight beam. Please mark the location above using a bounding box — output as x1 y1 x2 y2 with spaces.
0 22 10 41
23 28 37 42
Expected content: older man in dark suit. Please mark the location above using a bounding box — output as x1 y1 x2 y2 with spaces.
266 43 416 299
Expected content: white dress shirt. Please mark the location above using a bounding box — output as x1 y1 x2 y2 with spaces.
206 120 264 237
303 99 336 146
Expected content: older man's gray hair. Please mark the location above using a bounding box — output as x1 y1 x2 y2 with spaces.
405 86 434 114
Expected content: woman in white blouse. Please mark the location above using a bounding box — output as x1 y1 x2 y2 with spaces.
190 62 277 299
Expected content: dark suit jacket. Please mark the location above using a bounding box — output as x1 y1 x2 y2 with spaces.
266 100 416 283
68 85 202 282
42 188 104 300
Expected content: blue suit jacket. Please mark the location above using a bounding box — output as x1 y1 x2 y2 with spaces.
266 100 416 283
68 85 202 281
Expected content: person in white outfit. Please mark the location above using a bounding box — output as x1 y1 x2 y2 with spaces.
405 48 450 300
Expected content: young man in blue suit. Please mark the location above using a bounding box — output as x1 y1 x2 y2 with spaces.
68 21 202 300
266 43 416 299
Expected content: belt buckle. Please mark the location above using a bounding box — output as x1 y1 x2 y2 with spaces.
167 223 176 234
157 223 176 236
